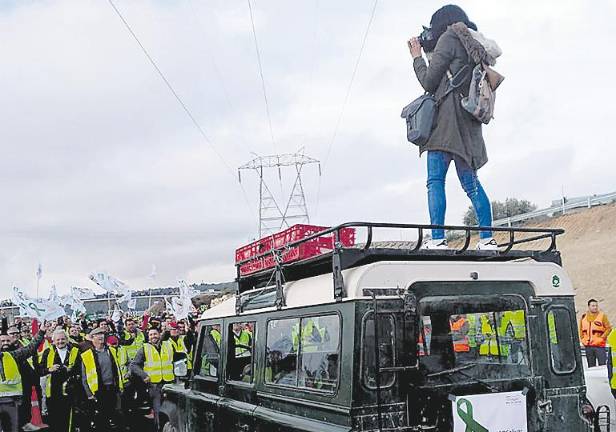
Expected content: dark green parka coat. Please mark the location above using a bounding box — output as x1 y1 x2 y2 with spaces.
413 23 496 170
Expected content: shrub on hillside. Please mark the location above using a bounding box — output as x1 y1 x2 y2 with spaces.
463 198 537 226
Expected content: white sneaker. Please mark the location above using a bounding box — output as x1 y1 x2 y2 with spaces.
422 239 449 250
22 423 41 431
476 237 498 250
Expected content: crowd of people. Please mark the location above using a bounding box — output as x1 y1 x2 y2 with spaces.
0 307 198 432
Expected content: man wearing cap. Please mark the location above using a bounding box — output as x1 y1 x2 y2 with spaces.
80 327 124 431
130 327 176 431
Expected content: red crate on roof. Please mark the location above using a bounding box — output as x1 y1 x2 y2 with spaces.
235 224 356 276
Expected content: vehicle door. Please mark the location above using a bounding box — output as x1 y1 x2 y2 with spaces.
410 281 537 430
186 321 223 432
542 299 595 429
218 319 258 432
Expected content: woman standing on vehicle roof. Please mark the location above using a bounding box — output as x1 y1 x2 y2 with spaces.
408 5 501 250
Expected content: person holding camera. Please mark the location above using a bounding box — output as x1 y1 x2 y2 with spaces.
408 5 501 250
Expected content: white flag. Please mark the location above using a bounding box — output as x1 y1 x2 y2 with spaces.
71 286 96 300
12 286 65 321
127 298 137 310
36 263 43 280
48 284 58 303
89 271 132 298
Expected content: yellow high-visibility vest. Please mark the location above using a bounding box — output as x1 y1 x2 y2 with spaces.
169 336 192 370
117 346 130 384
0 352 22 397
45 346 79 397
479 315 509 357
499 310 526 340
608 330 616 390
547 312 558 344
121 331 145 361
233 330 252 357
80 347 124 395
143 342 174 384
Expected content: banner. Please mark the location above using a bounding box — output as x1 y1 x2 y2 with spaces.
452 391 527 432
12 286 66 321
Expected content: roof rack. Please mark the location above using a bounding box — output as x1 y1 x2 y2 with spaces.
234 222 564 314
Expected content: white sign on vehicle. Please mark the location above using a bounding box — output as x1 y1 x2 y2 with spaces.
452 390 527 432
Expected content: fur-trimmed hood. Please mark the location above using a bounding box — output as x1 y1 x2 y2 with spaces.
450 22 501 66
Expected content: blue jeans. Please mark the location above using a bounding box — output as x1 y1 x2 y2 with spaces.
427 151 492 240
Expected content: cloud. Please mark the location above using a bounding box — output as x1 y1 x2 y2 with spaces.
0 0 614 298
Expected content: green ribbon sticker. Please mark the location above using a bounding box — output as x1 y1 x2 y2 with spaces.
456 398 488 432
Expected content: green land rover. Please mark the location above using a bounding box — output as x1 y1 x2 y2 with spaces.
159 222 607 432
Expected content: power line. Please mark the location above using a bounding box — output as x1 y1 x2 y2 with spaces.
315 0 379 217
247 0 277 154
107 0 233 174
323 0 379 167
106 0 257 219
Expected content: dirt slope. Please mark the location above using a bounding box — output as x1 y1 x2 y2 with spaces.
542 203 616 320
498 203 616 320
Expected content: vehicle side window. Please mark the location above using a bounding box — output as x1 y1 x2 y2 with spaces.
298 315 340 391
266 318 298 386
547 309 576 373
197 324 221 379
227 322 255 383
362 312 395 389
266 314 340 392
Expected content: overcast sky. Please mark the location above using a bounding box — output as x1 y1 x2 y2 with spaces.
1 0 614 298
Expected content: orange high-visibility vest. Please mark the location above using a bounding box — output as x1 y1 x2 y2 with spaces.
450 318 470 353
581 312 608 347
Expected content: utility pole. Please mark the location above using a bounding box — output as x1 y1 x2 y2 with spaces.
239 150 321 238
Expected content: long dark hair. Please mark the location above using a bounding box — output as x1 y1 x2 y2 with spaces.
430 5 477 40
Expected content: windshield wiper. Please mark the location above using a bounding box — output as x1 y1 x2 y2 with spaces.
426 363 498 392
426 363 477 378
456 369 499 393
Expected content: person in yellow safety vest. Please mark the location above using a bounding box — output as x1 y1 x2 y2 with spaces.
130 327 176 431
499 310 526 363
80 327 124 431
606 329 616 399
39 329 80 432
163 322 193 375
177 320 196 371
291 319 324 353
478 313 510 358
118 317 145 362
10 324 44 432
232 323 253 358
0 321 51 432
546 311 563 370
200 325 221 378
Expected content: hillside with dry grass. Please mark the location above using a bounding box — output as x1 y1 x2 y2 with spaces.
464 203 616 320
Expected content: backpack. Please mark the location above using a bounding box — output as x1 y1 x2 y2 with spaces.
461 63 504 124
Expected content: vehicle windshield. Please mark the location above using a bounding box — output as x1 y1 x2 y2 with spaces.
417 294 531 383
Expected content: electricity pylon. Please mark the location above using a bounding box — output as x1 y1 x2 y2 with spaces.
239 150 321 238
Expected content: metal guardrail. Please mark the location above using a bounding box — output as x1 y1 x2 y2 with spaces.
493 192 616 227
